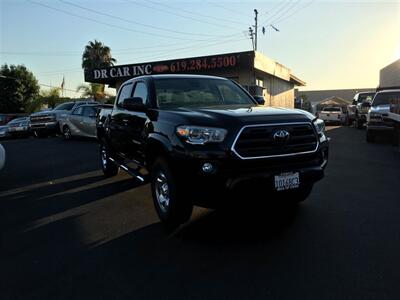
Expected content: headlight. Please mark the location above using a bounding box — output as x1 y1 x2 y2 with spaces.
313 119 325 134
176 126 227 145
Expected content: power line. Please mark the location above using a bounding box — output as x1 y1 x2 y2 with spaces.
27 0 229 42
58 0 225 38
260 1 294 26
268 0 302 25
126 0 243 31
206 2 251 18
146 0 248 26
272 1 315 25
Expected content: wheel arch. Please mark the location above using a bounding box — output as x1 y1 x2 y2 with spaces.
145 134 173 168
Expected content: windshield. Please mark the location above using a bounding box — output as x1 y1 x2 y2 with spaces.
54 102 75 111
8 117 28 124
372 92 400 107
323 107 341 112
357 93 375 103
154 78 255 109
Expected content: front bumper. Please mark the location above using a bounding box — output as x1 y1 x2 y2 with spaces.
29 121 58 132
171 141 329 202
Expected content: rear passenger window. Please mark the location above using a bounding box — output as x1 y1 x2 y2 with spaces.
132 82 148 104
117 83 133 106
83 107 96 117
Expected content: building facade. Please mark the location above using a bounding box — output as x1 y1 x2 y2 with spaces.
84 51 305 108
379 59 400 90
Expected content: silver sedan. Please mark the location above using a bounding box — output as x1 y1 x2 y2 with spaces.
59 105 99 139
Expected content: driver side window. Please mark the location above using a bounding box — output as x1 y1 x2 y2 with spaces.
117 83 133 107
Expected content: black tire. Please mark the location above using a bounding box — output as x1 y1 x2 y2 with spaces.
99 142 119 177
63 125 72 140
151 157 193 228
366 130 375 143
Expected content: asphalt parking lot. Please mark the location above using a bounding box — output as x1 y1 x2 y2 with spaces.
0 126 399 300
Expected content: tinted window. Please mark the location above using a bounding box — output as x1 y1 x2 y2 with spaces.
154 78 255 109
72 107 83 115
83 106 96 117
357 93 375 103
372 92 400 107
117 84 133 106
54 102 75 111
132 82 148 104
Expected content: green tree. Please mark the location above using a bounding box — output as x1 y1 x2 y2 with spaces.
77 83 108 101
40 87 63 108
81 40 116 69
0 64 40 113
81 40 117 95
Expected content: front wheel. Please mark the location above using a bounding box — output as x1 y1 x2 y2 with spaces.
151 157 193 228
99 142 119 177
63 126 72 140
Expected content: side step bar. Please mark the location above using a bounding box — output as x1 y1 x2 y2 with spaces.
109 157 149 183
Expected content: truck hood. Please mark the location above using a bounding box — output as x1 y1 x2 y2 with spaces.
161 105 315 127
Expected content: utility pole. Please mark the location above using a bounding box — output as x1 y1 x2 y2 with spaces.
254 9 258 51
248 27 255 51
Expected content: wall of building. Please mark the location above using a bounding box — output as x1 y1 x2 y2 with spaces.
380 59 400 88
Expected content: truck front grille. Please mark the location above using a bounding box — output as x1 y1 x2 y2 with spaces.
30 115 54 123
232 123 319 159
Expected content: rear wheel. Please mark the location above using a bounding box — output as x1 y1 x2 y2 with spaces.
151 157 193 228
99 142 119 177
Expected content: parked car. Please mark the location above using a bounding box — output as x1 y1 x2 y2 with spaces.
384 90 400 146
30 100 98 137
318 106 343 125
60 104 112 139
6 117 30 138
366 89 398 143
97 74 329 227
0 144 5 170
351 91 375 129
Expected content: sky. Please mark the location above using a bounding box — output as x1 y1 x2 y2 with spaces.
1 0 399 97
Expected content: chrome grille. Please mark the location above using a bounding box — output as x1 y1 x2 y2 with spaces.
232 123 319 159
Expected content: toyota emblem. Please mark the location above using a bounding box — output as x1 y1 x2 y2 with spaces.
273 130 290 141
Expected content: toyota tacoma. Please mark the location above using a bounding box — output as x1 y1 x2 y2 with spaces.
97 75 329 227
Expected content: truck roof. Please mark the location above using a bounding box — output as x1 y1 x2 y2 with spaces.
125 74 230 83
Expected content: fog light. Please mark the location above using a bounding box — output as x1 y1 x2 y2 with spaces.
201 162 214 173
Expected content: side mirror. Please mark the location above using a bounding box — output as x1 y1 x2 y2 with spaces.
122 97 146 111
253 96 265 105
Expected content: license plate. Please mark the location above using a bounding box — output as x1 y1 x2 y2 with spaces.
274 172 300 191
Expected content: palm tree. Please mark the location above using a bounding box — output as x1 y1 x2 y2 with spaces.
81 40 117 69
76 83 108 101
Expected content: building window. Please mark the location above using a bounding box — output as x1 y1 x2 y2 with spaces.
256 77 264 87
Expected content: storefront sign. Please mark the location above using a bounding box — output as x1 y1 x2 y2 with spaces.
85 51 253 83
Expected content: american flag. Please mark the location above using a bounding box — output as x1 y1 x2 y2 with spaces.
61 76 65 90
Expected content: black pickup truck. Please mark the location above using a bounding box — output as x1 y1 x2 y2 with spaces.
97 74 329 227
